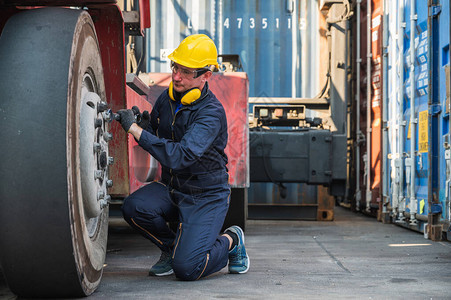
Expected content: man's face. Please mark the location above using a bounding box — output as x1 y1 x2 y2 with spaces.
171 62 210 93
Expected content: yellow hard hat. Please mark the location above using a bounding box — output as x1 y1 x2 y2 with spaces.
168 34 219 70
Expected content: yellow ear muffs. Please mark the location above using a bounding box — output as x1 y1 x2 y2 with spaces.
181 88 201 105
168 81 175 101
169 81 201 105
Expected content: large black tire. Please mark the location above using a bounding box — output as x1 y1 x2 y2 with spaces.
0 8 110 297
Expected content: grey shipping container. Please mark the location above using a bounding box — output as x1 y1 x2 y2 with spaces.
145 0 322 98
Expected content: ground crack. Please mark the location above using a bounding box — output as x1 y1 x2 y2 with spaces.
313 236 351 274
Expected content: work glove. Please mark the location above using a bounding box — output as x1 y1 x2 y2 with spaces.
132 106 150 130
116 109 135 132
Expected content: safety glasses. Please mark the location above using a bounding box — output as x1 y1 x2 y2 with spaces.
171 62 210 79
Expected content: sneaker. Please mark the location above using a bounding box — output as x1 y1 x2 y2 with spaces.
149 251 174 276
225 225 250 274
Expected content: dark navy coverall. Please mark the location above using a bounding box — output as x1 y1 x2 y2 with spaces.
122 82 231 280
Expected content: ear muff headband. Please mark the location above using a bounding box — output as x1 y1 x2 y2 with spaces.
168 81 201 105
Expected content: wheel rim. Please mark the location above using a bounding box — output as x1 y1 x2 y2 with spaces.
67 9 109 289
80 71 110 237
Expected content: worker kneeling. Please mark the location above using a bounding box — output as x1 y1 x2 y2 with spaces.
117 34 249 280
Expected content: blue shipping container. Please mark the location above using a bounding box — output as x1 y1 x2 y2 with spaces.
384 0 450 240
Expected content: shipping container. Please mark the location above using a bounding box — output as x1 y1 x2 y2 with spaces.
351 0 384 216
145 0 322 98
354 0 451 240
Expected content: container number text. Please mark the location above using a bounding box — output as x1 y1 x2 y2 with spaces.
222 17 307 30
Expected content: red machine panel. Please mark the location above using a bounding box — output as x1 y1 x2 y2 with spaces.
90 5 129 197
144 72 249 188
125 85 161 194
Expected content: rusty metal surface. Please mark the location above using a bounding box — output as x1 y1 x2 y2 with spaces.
144 72 249 188
88 5 129 197
125 85 160 194
369 0 383 211
209 72 249 188
138 0 150 34
354 0 383 213
317 185 334 221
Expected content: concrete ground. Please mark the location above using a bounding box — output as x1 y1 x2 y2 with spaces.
1 206 450 299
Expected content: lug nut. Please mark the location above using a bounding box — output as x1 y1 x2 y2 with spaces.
106 179 113 188
103 110 113 122
93 142 101 153
94 170 103 180
95 118 103 128
99 199 107 208
103 132 113 142
100 195 111 209
97 101 108 113
97 190 105 200
108 156 114 165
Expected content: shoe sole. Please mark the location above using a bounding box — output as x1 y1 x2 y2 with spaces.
227 226 250 274
230 260 250 274
149 269 174 276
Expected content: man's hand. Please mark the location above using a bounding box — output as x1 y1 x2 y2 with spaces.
132 106 150 129
116 109 135 132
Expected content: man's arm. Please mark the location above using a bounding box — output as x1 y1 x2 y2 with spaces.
137 112 222 170
128 123 143 141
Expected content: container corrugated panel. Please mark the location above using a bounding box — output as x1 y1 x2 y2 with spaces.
404 0 429 227
385 0 404 221
438 1 451 241
431 0 450 240
353 0 383 215
370 0 383 214
145 0 320 98
383 0 450 240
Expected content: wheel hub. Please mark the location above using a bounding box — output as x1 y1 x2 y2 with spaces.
80 73 113 237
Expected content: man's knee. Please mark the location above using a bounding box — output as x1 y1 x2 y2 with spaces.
122 182 171 220
172 261 203 281
172 252 209 281
122 196 161 226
